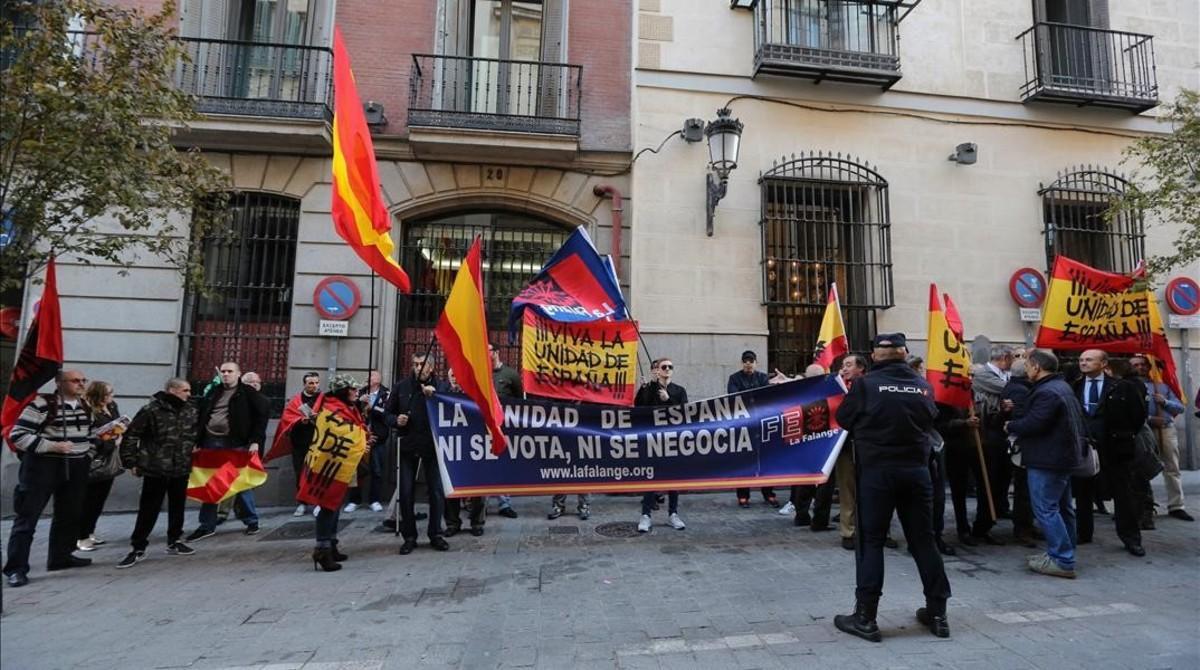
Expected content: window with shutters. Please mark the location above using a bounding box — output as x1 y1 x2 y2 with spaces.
409 0 581 135
760 153 893 374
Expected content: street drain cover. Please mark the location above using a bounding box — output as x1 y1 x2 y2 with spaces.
594 522 640 538
260 520 352 541
549 526 579 535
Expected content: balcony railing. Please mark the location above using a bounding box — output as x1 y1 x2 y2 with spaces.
408 54 582 136
175 37 333 120
753 0 901 88
1017 22 1158 112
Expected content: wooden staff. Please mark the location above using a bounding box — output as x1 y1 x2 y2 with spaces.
968 403 997 520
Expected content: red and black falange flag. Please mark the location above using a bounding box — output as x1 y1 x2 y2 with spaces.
2 258 64 451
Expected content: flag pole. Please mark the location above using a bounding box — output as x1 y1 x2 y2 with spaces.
967 404 997 520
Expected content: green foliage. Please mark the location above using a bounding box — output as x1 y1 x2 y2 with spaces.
0 0 229 292
1114 89 1200 278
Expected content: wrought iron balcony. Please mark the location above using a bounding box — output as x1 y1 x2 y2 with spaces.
408 54 582 136
1017 23 1158 112
174 37 333 120
753 0 902 88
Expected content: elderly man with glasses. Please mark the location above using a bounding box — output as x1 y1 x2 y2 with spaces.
3 370 96 587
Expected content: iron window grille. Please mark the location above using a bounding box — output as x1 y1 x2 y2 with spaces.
175 37 333 120
392 211 572 384
1040 167 1144 275
753 0 903 88
178 192 300 415
760 153 893 373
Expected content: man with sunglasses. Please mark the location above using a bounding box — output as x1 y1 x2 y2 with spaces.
635 358 688 532
4 370 96 587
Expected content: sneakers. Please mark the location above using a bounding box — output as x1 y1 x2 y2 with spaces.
293 504 306 517
312 505 321 517
1027 553 1076 579
76 538 96 552
667 513 686 530
637 515 652 532
344 502 359 513
244 524 260 536
185 528 215 542
166 541 195 556
577 505 591 521
116 551 145 569
369 502 384 512
547 505 565 520
778 501 796 516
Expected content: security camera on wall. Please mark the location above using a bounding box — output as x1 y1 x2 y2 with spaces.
948 143 978 165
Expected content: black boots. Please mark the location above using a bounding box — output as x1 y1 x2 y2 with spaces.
330 540 348 562
311 547 342 572
834 601 881 642
916 605 950 638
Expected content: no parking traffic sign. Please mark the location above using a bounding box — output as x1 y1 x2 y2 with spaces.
1165 277 1199 316
1008 267 1047 309
313 276 361 321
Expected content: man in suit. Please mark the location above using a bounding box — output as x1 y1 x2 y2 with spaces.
1072 349 1148 556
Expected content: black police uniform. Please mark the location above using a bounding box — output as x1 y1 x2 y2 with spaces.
833 335 951 641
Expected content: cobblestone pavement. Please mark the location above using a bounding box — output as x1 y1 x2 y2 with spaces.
2 474 1198 670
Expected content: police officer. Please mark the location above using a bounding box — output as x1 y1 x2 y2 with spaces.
833 333 952 642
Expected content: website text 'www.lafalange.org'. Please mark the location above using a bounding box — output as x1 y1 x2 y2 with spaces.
538 464 654 481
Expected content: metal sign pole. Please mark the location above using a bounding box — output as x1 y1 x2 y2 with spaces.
1181 328 1195 470
327 337 339 382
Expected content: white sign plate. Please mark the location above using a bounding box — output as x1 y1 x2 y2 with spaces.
1019 308 1041 323
318 319 349 337
1167 313 1200 329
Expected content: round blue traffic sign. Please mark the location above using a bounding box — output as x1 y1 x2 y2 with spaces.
1008 267 1047 309
1165 277 1199 316
313 276 361 321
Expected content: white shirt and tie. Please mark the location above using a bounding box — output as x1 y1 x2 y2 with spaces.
1083 374 1104 416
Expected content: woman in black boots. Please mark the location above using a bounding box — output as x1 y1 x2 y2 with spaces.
307 374 372 572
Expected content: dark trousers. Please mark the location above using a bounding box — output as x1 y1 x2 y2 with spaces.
348 441 387 505
1075 458 1142 546
291 442 310 492
791 479 834 527
735 486 776 502
945 442 994 536
930 449 947 537
1012 466 1034 536
78 477 117 539
982 436 1011 518
446 496 485 530
315 503 342 548
4 454 90 576
641 491 679 516
130 475 188 551
855 465 951 608
399 451 444 541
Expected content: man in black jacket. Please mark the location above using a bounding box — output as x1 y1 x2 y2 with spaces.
635 358 689 533
117 378 201 568
1005 350 1086 578
386 353 449 554
833 334 950 642
186 362 269 541
728 350 778 508
1072 349 1149 556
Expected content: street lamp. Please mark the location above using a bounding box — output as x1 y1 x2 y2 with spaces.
703 107 743 237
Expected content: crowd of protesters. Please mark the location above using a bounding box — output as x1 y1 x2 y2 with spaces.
2 340 1194 590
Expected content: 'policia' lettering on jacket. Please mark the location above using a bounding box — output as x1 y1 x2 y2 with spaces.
835 359 938 468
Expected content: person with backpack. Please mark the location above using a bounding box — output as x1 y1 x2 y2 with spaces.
3 370 95 588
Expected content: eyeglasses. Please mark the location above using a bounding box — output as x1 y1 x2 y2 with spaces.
659 365 673 370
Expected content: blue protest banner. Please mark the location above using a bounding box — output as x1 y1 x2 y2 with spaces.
429 374 848 496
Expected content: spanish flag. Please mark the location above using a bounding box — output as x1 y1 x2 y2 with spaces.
926 284 973 409
813 283 848 372
187 450 268 504
297 396 368 510
435 237 508 455
1036 256 1148 352
330 27 410 293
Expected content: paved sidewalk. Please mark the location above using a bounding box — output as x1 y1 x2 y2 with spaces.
2 474 1198 670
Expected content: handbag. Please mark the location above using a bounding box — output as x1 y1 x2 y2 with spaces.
1131 424 1165 482
1071 439 1100 478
